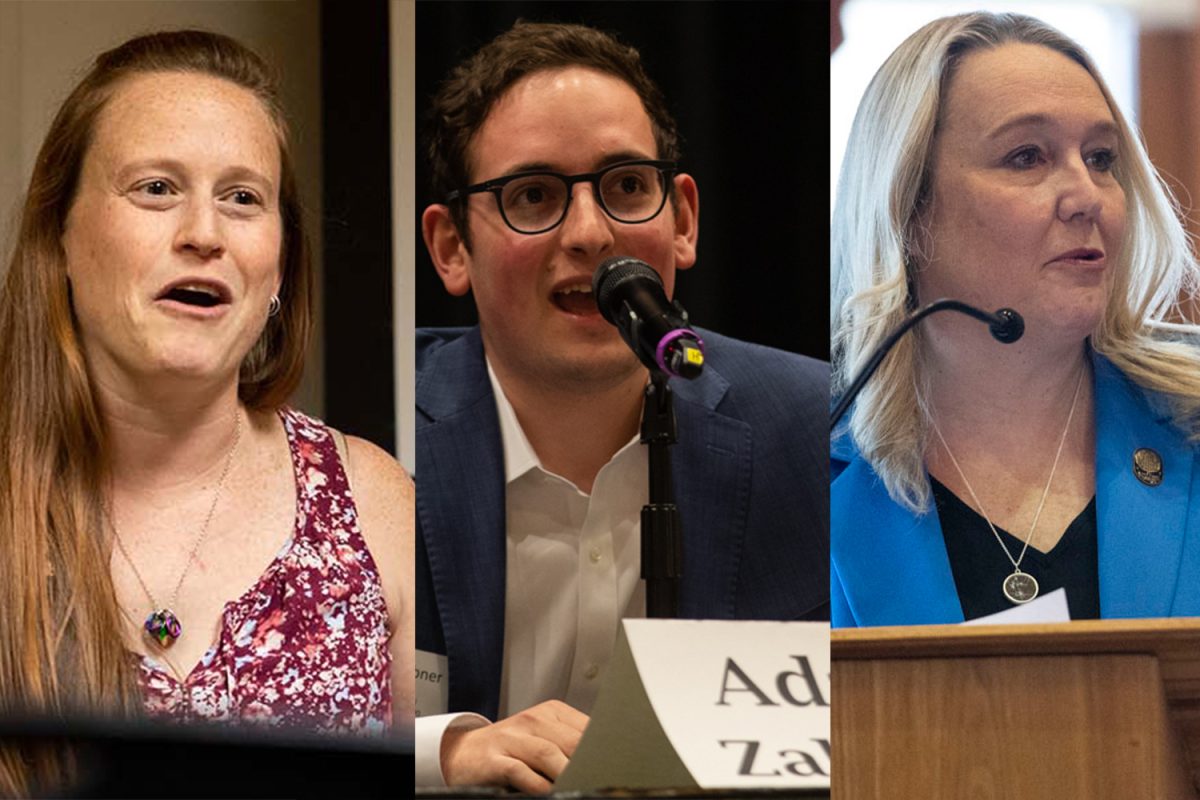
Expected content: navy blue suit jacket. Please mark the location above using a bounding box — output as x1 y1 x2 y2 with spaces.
416 326 829 720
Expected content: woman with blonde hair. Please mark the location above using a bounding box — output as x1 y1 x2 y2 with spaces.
832 12 1200 626
0 30 412 793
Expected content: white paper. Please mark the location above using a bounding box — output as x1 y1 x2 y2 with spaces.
414 649 448 717
555 629 693 791
962 588 1071 626
623 619 831 789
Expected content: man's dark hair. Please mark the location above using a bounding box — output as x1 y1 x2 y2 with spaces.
426 20 682 244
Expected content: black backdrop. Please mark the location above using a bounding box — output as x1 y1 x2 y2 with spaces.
322 2 395 450
321 1 832 452
415 0 830 361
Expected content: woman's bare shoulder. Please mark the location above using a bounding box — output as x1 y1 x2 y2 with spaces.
339 433 413 576
343 435 412 502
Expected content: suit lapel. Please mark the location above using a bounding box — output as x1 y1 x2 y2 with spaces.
832 458 964 626
1093 356 1193 617
671 366 750 618
416 330 506 719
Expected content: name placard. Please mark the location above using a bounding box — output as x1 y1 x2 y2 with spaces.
556 619 830 792
414 649 448 717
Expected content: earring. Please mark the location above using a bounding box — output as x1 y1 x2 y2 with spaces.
268 295 281 317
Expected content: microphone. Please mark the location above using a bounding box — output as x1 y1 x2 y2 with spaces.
988 307 1025 343
592 256 705 379
830 299 1024 431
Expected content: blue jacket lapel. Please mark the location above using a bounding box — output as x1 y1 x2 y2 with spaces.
416 329 506 719
1093 356 1194 617
832 455 964 625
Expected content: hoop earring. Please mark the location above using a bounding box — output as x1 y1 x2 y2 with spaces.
268 295 281 317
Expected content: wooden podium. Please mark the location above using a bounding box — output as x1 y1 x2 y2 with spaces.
832 619 1200 799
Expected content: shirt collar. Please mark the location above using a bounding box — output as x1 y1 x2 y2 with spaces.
486 357 542 484
486 356 645 489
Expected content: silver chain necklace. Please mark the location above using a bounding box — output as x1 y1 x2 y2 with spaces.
108 409 242 648
930 367 1084 605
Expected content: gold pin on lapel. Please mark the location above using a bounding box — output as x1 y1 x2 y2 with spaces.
1133 448 1163 487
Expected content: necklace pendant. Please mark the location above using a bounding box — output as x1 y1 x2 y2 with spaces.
1003 570 1039 605
144 609 182 648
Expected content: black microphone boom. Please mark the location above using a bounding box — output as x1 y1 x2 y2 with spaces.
830 299 1024 431
592 256 705 379
593 256 699 617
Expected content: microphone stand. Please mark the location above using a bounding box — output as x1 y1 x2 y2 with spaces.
641 371 681 618
830 299 1023 431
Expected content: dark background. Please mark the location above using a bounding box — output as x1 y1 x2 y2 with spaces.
322 2 395 450
415 0 830 361
320 1 832 452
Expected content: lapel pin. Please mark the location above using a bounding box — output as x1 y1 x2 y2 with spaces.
1133 448 1163 487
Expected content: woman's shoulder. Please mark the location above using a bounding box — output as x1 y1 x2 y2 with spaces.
332 430 412 632
270 406 413 543
1093 353 1197 447
831 427 859 479
342 434 414 511
339 432 414 573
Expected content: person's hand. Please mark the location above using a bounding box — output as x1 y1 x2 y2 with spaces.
441 699 589 793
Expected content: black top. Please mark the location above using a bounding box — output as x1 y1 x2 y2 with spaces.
931 477 1101 621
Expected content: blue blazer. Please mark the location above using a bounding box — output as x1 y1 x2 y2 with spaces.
416 326 830 719
833 355 1200 627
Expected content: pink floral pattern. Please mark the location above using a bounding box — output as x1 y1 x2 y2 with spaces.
138 408 392 735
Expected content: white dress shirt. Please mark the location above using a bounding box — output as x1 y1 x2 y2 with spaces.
414 360 646 786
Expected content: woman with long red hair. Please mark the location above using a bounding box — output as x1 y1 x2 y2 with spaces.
0 30 412 794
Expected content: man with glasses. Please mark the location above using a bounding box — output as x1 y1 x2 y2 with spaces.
416 21 829 792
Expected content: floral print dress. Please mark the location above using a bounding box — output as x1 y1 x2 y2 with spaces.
138 408 392 734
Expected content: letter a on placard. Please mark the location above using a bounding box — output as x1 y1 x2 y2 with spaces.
716 658 779 706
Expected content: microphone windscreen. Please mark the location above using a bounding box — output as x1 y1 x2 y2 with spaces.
989 308 1025 343
592 256 664 325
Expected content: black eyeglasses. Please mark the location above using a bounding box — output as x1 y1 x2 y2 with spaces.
446 160 678 235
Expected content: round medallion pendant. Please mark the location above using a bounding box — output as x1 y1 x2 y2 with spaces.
144 609 182 648
1002 571 1039 604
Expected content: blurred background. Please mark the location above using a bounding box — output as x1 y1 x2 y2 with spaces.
0 0 411 466
415 1 830 363
831 0 1200 277
14 1 1200 471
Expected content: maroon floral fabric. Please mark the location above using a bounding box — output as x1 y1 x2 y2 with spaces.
137 408 392 734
